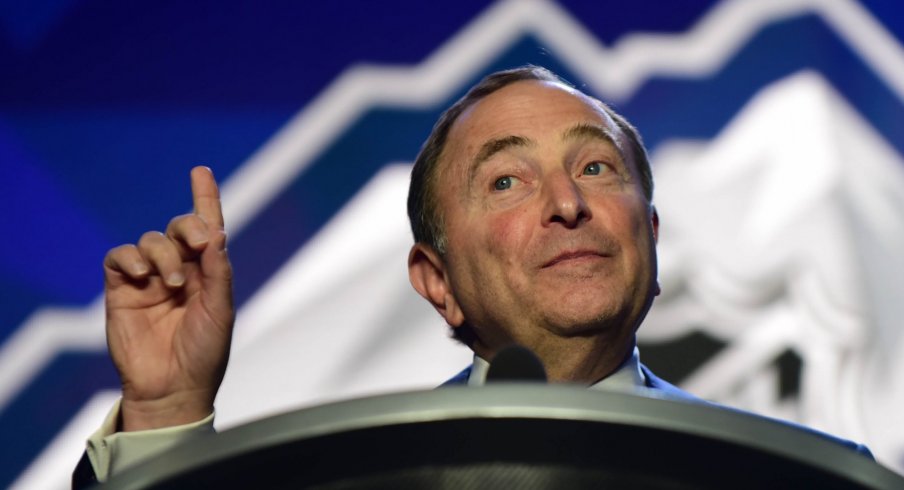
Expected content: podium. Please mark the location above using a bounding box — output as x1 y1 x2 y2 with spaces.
102 385 904 489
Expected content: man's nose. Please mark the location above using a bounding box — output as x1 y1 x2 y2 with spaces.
541 171 591 228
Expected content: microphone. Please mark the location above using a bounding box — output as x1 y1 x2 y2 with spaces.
486 344 547 383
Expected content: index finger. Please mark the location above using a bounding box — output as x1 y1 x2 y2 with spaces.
190 166 225 229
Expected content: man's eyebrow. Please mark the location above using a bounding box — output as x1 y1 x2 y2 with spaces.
561 123 624 157
473 135 534 167
468 135 535 181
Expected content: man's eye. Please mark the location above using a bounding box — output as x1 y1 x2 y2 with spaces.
583 162 604 175
494 176 514 190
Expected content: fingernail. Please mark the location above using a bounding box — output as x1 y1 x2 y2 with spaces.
167 272 185 287
133 263 149 275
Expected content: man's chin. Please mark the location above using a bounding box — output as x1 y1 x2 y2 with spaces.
540 310 630 338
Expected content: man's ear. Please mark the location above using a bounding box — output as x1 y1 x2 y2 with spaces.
408 243 465 327
651 205 659 243
650 204 661 296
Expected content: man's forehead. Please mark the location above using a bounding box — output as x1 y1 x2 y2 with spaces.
451 80 621 147
444 80 626 168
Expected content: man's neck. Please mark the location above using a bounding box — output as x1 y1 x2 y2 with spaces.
473 332 638 385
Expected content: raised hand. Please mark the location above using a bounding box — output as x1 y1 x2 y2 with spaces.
103 166 234 431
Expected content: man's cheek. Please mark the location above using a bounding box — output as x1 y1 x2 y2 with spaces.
484 215 527 262
604 198 650 237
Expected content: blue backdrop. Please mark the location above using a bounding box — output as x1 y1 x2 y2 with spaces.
3 0 904 486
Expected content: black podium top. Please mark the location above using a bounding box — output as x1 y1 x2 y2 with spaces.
101 385 904 489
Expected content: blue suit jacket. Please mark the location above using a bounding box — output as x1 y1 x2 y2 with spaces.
442 362 874 459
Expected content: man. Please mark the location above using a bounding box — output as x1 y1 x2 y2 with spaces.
74 66 871 486
406 66 657 387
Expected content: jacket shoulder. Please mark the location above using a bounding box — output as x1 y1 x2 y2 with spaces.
440 365 472 386
640 364 873 459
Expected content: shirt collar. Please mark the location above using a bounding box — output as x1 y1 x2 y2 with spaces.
467 346 646 390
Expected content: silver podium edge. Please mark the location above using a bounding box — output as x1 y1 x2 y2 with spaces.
101 385 904 489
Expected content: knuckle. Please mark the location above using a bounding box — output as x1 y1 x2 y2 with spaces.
138 230 166 246
108 243 135 257
167 213 196 230
104 245 134 266
106 244 136 264
168 214 208 244
137 231 177 262
104 244 147 275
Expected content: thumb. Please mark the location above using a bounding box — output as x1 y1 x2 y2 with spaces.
199 228 234 329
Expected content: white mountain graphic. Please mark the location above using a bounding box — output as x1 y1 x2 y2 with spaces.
645 70 904 468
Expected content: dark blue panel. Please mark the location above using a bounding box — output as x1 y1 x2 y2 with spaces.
0 352 119 486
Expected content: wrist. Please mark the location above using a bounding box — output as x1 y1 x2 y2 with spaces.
120 391 215 431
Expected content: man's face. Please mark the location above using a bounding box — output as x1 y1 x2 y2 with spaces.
431 80 659 356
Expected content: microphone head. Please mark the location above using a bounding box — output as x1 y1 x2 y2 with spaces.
486 344 547 383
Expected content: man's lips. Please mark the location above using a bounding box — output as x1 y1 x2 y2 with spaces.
542 250 608 268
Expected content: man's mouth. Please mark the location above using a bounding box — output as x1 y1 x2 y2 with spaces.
542 250 607 268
